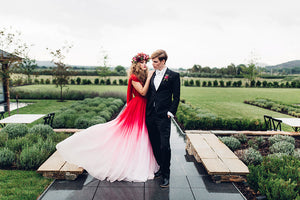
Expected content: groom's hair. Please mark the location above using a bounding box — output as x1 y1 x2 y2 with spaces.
151 49 168 63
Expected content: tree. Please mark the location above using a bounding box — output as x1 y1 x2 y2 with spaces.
47 44 73 102
241 63 258 82
0 27 28 115
19 56 37 83
114 65 126 76
97 47 111 79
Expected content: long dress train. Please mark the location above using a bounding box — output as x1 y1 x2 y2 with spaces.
56 74 158 182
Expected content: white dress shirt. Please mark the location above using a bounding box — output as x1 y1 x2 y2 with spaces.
154 66 167 90
153 67 174 118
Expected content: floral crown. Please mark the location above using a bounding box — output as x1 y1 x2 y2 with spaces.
131 52 150 64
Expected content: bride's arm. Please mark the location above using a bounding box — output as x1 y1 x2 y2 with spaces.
132 71 154 96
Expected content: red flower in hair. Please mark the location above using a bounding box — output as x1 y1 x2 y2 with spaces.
131 52 150 63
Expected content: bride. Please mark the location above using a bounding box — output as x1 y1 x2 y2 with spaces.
56 52 158 182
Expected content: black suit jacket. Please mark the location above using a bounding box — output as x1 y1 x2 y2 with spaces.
146 68 180 118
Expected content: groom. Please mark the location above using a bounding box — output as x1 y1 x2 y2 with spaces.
146 49 180 188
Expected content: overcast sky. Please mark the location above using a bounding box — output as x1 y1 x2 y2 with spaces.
1 0 300 69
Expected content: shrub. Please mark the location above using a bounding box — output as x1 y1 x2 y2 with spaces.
248 138 258 150
74 117 90 129
247 156 300 196
36 138 56 156
259 178 298 200
29 124 54 139
106 79 111 85
18 145 45 170
94 78 99 84
99 110 112 121
233 133 247 144
0 132 8 147
119 79 123 85
219 80 224 87
88 117 106 126
268 135 295 145
52 114 66 128
76 77 81 85
112 80 117 85
189 79 194 86
293 149 300 159
100 79 105 85
5 137 32 153
242 148 263 165
202 81 207 87
213 80 218 87
184 80 189 86
0 147 15 168
226 81 231 87
1 124 28 139
195 80 200 87
45 79 50 84
24 133 40 143
219 136 241 151
270 141 294 155
267 153 289 160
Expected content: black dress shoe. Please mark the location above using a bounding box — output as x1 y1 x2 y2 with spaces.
154 170 162 178
160 178 169 188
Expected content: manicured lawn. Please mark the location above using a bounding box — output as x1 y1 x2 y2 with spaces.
181 87 300 120
13 85 300 129
13 85 300 121
13 84 127 93
0 170 53 200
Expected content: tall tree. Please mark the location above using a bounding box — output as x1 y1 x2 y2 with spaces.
47 43 73 102
0 27 28 115
241 63 258 82
97 48 111 79
19 56 37 83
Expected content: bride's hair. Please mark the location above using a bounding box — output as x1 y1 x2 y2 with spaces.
129 62 148 84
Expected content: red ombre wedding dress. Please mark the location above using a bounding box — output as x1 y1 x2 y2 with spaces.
56 74 158 182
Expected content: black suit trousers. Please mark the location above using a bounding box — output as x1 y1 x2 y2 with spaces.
146 111 171 179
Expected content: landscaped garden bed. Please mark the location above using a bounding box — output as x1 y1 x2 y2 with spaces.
244 98 300 118
176 102 265 131
219 134 300 200
0 96 125 199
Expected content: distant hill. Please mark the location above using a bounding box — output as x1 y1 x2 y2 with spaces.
36 60 54 67
266 60 300 69
36 60 97 68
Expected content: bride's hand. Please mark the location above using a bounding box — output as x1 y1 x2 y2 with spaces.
148 70 155 78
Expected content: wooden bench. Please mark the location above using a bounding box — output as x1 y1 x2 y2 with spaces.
186 133 249 183
37 151 84 180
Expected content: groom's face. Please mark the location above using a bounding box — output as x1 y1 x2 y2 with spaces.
152 57 165 70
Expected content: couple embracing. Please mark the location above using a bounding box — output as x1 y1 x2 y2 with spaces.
56 49 180 188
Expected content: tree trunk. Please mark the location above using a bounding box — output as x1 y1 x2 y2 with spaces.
60 85 63 102
2 63 10 115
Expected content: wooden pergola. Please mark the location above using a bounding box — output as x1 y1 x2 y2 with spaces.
0 49 23 115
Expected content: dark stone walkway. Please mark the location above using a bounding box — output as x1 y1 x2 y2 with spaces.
38 122 246 200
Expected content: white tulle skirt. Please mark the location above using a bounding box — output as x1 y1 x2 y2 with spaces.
56 96 159 182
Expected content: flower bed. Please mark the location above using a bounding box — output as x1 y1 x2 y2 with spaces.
52 97 124 129
219 134 300 200
244 98 300 118
0 124 70 170
176 102 265 131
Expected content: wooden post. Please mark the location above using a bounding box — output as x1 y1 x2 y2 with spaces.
2 63 10 116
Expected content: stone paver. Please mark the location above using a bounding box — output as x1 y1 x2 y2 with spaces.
38 122 245 200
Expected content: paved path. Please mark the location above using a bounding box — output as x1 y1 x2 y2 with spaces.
38 122 245 200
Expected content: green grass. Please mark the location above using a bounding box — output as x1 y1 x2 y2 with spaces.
13 84 127 93
181 87 300 120
12 85 300 131
0 170 53 200
13 85 300 121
